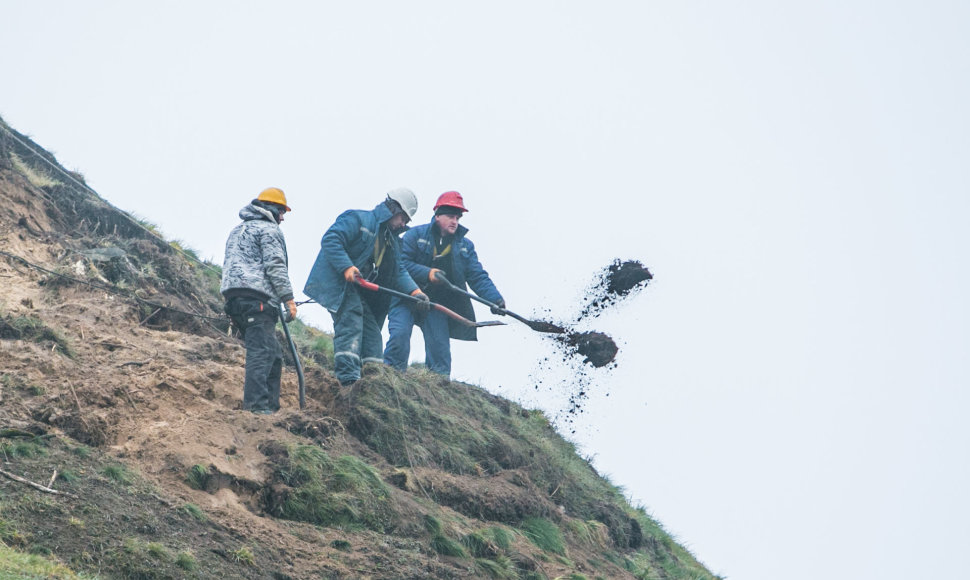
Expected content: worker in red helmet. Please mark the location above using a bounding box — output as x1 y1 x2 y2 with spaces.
384 191 505 377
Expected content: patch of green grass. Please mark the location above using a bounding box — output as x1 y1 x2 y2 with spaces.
231 546 255 566
0 541 88 578
102 464 132 484
0 441 46 458
488 526 514 551
71 445 91 459
146 542 170 560
520 517 565 555
461 531 496 558
271 445 394 532
430 534 467 558
330 539 352 552
286 318 334 369
423 514 443 535
474 556 517 579
0 314 74 357
186 464 210 490
183 503 207 522
58 470 79 484
10 152 62 188
176 550 197 571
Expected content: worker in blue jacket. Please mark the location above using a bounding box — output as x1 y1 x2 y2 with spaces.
384 191 505 377
304 189 430 387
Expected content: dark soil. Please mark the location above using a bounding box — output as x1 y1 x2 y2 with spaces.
531 259 652 429
577 259 653 320
561 331 619 368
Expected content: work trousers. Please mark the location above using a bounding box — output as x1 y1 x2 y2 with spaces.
384 298 452 377
227 297 282 412
331 286 384 385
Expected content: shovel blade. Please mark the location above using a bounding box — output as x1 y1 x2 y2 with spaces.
525 319 567 333
474 320 507 327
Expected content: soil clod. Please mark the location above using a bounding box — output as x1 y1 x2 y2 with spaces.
561 331 619 368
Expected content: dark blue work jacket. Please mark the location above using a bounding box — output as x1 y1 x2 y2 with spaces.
304 202 418 318
400 220 502 341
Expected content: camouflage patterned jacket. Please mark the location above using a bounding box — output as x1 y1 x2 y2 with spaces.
220 203 294 303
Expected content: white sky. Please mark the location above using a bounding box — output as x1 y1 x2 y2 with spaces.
3 2 969 578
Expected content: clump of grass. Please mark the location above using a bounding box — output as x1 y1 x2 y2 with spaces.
0 441 46 458
488 526 514 551
430 534 467 558
520 517 565 555
330 539 352 552
475 556 517 579
231 546 255 566
176 550 197 571
183 503 206 522
71 445 91 459
10 152 62 188
58 470 79 483
461 531 496 558
271 445 394 532
102 464 132 484
68 517 84 528
147 542 170 560
185 464 210 490
0 314 74 358
287 319 334 369
424 515 443 535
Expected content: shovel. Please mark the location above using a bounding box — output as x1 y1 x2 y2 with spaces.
354 277 505 329
434 276 566 334
278 303 306 410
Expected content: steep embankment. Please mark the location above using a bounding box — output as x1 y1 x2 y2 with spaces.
0 117 718 580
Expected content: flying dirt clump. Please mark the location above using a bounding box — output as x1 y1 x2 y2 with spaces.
531 259 653 430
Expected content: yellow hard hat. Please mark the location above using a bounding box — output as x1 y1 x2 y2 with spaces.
257 187 291 212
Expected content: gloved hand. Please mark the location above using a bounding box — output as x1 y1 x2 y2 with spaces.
344 266 362 283
411 289 431 313
429 268 449 285
490 298 507 315
285 299 297 322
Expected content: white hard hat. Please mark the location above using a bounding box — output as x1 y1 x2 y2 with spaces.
385 188 418 219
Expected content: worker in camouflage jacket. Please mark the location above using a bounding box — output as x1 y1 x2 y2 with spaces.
220 187 297 414
304 188 430 387
384 191 504 377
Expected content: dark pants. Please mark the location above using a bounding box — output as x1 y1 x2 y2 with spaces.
331 286 384 385
226 297 282 411
384 298 452 376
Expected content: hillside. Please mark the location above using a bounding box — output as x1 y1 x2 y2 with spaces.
0 117 718 580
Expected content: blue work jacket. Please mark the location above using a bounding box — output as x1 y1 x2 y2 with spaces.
304 202 418 316
400 220 502 341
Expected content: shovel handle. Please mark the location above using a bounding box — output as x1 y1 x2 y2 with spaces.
353 275 496 328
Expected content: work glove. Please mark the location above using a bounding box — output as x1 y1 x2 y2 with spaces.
411 289 431 314
285 299 297 322
490 298 507 315
344 266 362 283
429 268 449 285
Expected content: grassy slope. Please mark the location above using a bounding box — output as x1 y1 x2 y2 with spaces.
0 116 718 579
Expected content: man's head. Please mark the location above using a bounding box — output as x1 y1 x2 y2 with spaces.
385 187 418 233
433 191 467 236
254 187 290 223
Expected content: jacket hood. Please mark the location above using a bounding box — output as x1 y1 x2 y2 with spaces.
373 201 410 232
239 203 277 223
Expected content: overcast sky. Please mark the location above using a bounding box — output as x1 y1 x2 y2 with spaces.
3 2 969 578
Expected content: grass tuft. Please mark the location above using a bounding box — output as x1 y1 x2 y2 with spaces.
102 464 131 484
231 546 255 566
183 503 207 522
176 550 197 571
430 534 467 558
186 464 210 490
520 517 565 555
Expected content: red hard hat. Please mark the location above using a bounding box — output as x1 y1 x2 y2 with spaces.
433 191 468 213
